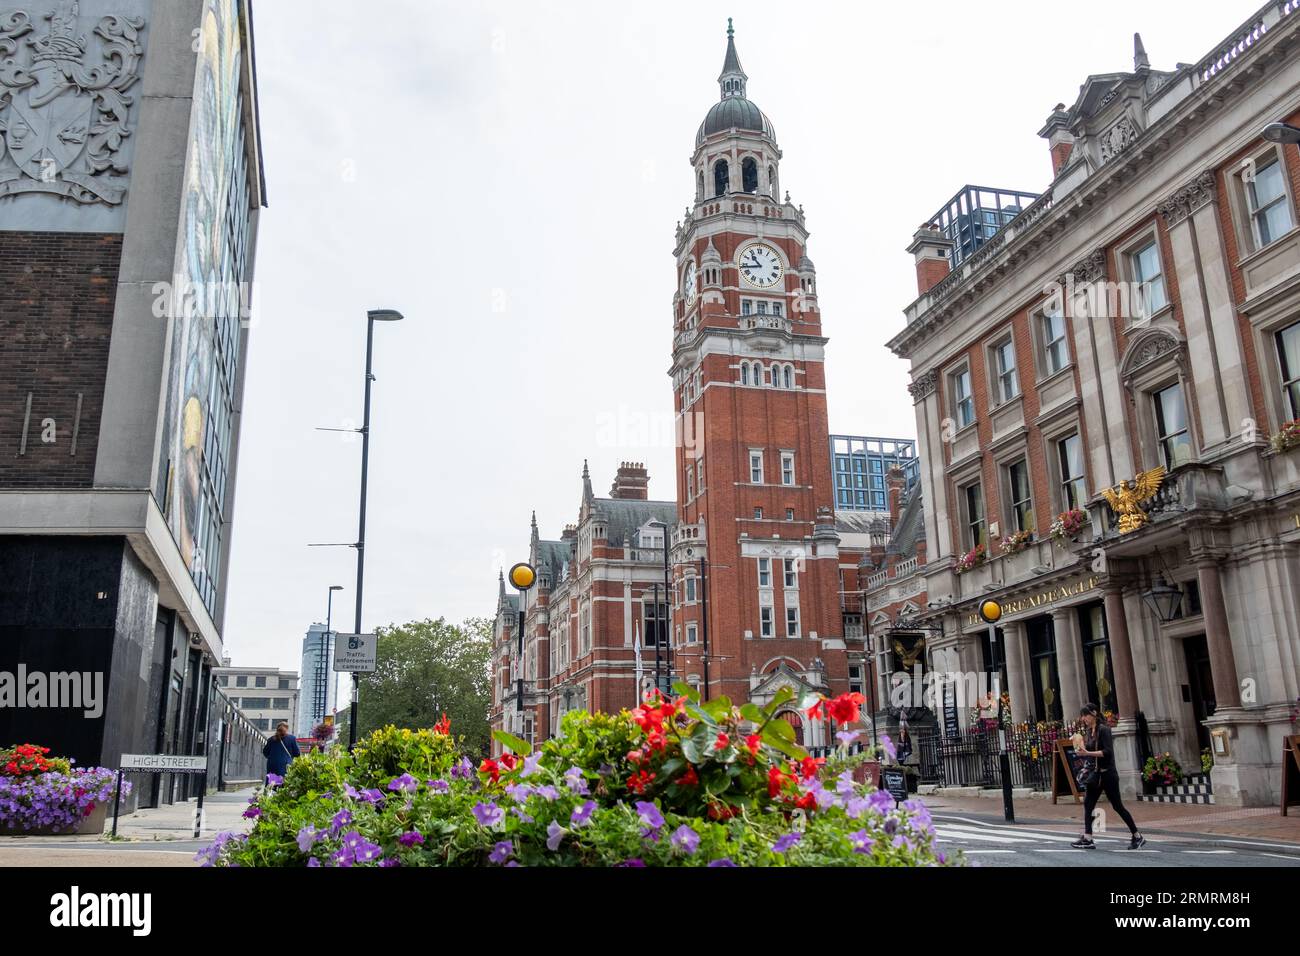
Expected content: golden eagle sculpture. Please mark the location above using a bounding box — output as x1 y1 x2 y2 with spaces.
1101 466 1166 534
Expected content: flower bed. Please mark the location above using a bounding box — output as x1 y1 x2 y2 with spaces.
0 766 126 834
201 687 956 868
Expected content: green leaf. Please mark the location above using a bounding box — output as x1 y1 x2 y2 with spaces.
764 718 795 743
680 736 703 764
764 686 795 717
796 691 821 714
704 772 732 797
671 681 699 703
762 732 807 761
739 703 765 725
660 758 685 778
491 729 532 756
701 696 732 721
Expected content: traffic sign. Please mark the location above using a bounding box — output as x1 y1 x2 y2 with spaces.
334 632 377 673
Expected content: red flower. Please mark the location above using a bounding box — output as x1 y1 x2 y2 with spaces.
768 765 789 798
806 699 825 720
627 769 656 794
646 730 667 753
433 713 451 735
678 766 699 787
744 734 761 756
827 692 866 725
478 758 500 783
499 753 519 772
706 803 738 821
794 790 817 812
798 756 825 781
714 732 730 751
626 749 645 766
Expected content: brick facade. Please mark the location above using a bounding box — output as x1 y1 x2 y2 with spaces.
0 231 122 487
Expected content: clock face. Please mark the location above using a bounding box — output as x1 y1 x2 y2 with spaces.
682 260 697 303
738 244 783 288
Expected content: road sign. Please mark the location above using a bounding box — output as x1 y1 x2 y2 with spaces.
120 754 208 773
334 632 377 673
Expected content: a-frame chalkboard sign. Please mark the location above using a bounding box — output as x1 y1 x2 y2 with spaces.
1051 738 1084 804
1283 736 1300 816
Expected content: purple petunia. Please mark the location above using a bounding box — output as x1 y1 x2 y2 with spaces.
570 800 596 827
296 825 322 853
671 825 700 855
265 773 283 786
835 771 857 798
849 830 874 854
512 807 534 823
564 766 589 795
504 783 534 802
879 733 897 761
344 784 361 800
399 831 424 848
707 858 737 867
635 801 664 829
618 858 646 867
489 840 513 865
546 821 566 851
520 752 543 779
427 779 450 793
772 832 801 854
883 817 899 835
380 858 401 867
867 789 895 814
388 773 418 793
473 801 505 828
836 730 862 746
360 788 385 805
242 806 261 819
334 830 383 867
330 808 353 833
534 785 560 802
844 796 868 819
306 857 322 868
451 757 474 780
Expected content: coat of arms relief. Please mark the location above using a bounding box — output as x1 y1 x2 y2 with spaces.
0 1 146 205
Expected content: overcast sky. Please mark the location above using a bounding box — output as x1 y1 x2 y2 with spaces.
225 0 1261 671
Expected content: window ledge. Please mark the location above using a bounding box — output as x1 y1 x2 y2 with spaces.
1123 303 1175 334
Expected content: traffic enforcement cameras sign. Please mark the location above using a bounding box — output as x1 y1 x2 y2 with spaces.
334 633 377 673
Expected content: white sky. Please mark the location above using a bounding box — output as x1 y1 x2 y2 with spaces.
225 0 1262 671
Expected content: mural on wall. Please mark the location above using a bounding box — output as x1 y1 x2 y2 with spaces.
0 1 146 204
156 0 246 602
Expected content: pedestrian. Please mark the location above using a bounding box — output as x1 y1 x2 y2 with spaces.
1071 703 1146 850
263 721 301 781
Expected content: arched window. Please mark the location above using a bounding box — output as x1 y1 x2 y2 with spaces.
697 169 704 200
740 362 750 386
742 157 758 194
768 165 777 197
714 159 729 197
783 365 793 389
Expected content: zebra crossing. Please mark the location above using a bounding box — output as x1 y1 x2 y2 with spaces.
931 813 1300 868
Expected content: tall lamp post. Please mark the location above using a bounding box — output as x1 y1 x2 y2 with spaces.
648 521 673 696
322 585 343 740
978 599 1013 823
348 309 404 750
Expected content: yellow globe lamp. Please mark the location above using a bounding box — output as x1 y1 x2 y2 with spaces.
508 562 536 592
978 599 1003 625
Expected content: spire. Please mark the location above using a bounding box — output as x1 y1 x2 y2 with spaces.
1133 33 1150 71
582 459 594 505
718 18 747 100
530 510 539 549
498 568 506 600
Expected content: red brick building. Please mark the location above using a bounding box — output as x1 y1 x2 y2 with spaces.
491 25 874 751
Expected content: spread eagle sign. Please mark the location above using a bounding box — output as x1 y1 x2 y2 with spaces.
1101 466 1166 534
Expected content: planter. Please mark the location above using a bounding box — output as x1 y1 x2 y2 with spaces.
0 800 107 837
854 760 881 789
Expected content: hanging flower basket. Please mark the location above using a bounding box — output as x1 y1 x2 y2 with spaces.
954 545 986 574
999 530 1033 556
1049 509 1088 546
1270 419 1300 454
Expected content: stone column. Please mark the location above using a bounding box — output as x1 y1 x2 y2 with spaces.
1195 559 1241 709
1052 606 1086 721
1103 587 1140 718
1002 621 1033 723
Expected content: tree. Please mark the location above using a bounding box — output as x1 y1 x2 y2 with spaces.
354 617 492 755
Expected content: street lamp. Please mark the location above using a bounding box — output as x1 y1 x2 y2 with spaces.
508 563 536 730
349 308 404 750
977 599 1014 823
1261 122 1300 145
1141 575 1184 623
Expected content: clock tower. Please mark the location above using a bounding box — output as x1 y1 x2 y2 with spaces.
669 21 849 737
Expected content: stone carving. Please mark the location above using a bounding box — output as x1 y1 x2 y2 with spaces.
907 369 938 400
0 2 146 205
1061 247 1108 287
1157 171 1218 226
1099 115 1140 163
1121 328 1185 385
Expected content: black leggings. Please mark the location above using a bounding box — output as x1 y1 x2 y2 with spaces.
1083 770 1138 836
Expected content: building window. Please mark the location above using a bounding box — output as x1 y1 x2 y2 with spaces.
1027 618 1062 722
783 558 798 589
740 362 750 385
1277 321 1300 420
742 157 759 193
255 676 266 688
1153 383 1193 469
962 481 986 549
1006 459 1034 533
236 676 247 688
772 302 783 317
780 452 795 486
992 338 1019 404
786 607 800 639
1058 433 1087 510
754 507 763 520
1078 603 1116 714
786 508 795 521
1041 308 1068 376
951 366 974 428
757 299 768 315
1245 156 1294 247
749 451 764 484
1131 240 1168 318
580 605 591 656
760 606 774 638
642 601 668 647
686 467 695 500
697 459 705 492
686 623 698 644
848 665 864 696
741 300 752 316
758 557 772 588
713 159 728 197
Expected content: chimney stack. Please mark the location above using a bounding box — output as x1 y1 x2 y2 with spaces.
906 223 954 296
1039 103 1075 178
886 466 906 528
609 462 649 500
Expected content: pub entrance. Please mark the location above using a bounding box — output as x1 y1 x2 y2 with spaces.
1182 634 1215 753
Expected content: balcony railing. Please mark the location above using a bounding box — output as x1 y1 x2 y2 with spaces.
740 314 792 333
1089 463 1234 538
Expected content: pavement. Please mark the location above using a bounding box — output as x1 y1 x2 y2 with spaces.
924 791 1300 867
0 787 256 867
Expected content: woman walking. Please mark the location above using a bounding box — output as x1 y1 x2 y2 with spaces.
1071 703 1146 850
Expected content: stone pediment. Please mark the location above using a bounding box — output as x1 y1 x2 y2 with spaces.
749 663 815 702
